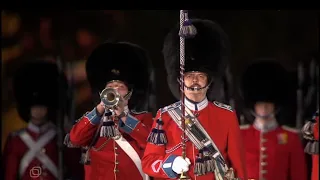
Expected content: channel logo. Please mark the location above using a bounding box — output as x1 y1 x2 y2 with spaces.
29 166 42 178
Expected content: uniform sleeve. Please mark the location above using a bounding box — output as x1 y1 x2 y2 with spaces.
118 112 153 149
139 112 154 129
142 110 179 179
289 133 308 180
3 134 19 180
227 111 248 180
69 108 102 146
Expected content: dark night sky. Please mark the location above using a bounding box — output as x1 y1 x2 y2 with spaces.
2 10 319 121
121 10 319 106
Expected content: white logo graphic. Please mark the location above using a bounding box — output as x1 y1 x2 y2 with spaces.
30 166 42 178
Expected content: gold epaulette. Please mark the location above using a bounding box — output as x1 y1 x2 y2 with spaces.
160 101 181 114
282 125 300 133
213 101 233 112
131 110 148 115
10 128 26 137
240 124 250 130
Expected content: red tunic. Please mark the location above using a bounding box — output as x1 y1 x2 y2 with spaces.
311 114 318 180
142 98 247 180
84 164 91 180
69 107 153 180
240 122 308 180
3 122 82 180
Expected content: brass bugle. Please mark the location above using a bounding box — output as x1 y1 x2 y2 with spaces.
100 87 121 109
99 87 133 109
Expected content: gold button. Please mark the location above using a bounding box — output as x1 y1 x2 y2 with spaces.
114 146 118 150
261 162 267 166
261 170 267 174
114 169 119 173
261 138 267 143
115 152 119 156
115 161 119 165
261 147 266 151
261 154 268 159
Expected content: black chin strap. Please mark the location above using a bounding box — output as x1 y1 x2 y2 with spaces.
179 78 213 91
185 85 209 91
251 111 275 119
123 89 133 101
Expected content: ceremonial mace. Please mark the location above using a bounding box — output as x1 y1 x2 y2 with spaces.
178 10 197 180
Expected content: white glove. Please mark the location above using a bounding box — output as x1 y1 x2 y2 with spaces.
172 156 191 174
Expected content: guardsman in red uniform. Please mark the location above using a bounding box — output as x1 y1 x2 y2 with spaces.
68 42 154 180
142 19 247 180
2 60 82 180
302 110 319 180
240 60 308 180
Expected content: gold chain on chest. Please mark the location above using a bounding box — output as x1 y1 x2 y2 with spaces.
92 138 111 151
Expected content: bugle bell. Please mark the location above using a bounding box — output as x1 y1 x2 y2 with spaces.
100 87 121 109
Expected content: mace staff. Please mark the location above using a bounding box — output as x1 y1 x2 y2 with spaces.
178 10 197 179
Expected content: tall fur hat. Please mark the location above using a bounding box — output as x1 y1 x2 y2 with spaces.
163 19 230 101
241 58 289 108
85 41 152 110
13 60 68 122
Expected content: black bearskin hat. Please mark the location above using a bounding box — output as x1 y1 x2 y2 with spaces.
13 60 68 123
241 59 289 109
163 19 230 101
85 42 152 110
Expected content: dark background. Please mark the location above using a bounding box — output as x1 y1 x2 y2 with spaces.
2 10 319 150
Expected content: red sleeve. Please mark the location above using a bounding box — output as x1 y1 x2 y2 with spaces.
227 111 248 180
138 112 154 129
69 108 101 146
3 134 20 180
142 110 178 179
289 133 308 180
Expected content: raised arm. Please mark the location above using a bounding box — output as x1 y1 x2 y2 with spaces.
69 108 102 146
